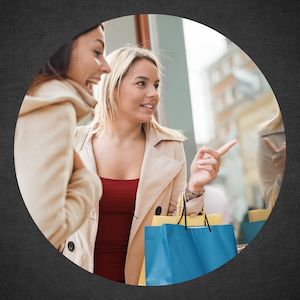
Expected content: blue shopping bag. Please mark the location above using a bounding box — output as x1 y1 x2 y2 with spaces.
239 221 266 244
144 223 238 286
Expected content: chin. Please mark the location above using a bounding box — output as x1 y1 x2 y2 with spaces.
139 116 152 124
133 112 154 125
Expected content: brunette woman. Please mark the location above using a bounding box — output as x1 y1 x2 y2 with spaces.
14 24 111 249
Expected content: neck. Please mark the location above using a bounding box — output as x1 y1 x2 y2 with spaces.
104 119 145 144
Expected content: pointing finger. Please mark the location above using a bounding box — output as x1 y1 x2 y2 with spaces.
217 139 238 156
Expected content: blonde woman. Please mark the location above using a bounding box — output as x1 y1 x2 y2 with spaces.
14 24 111 249
257 108 286 209
63 46 236 284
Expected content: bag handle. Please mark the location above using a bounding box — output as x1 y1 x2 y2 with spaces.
176 193 187 230
177 193 211 232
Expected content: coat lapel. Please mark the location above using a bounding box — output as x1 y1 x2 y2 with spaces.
127 128 184 248
81 141 98 173
80 133 100 220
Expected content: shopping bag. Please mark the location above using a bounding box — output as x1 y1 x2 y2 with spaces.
138 193 222 286
239 220 266 244
138 213 222 286
239 209 270 244
144 194 237 286
145 223 237 286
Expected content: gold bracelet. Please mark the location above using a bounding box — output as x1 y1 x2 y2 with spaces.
185 185 205 202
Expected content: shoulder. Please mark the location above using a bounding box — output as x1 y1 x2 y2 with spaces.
146 124 186 146
258 117 285 137
146 125 186 162
258 124 285 150
32 79 78 99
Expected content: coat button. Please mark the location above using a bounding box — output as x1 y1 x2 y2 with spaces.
68 241 75 252
155 206 162 215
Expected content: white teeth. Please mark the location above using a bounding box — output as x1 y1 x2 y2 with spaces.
87 78 99 85
142 104 154 109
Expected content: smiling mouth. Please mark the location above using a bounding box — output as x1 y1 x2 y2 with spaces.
140 104 155 110
85 78 100 95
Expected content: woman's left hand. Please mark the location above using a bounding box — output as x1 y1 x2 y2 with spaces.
188 140 237 192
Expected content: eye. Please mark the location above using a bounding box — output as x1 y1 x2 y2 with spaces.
136 81 145 87
94 50 103 58
154 83 159 90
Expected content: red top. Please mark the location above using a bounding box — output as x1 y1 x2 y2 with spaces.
94 177 139 283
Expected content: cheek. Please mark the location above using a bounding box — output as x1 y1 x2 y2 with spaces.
68 52 84 76
72 49 91 68
92 57 100 70
78 57 96 79
120 97 137 112
80 56 90 69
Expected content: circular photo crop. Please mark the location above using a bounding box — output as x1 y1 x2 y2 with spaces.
14 14 286 286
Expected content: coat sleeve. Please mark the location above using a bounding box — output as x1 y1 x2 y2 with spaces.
167 142 204 216
257 136 281 209
14 101 102 249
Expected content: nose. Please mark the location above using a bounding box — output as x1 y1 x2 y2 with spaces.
146 86 158 98
99 56 111 74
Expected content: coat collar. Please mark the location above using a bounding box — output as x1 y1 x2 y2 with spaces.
259 119 285 137
144 124 185 147
82 123 185 150
65 79 98 109
20 79 97 122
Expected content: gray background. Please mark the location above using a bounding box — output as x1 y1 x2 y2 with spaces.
0 0 299 298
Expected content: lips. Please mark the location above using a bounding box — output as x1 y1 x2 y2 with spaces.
140 103 155 110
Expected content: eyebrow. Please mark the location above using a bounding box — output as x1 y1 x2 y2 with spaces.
94 39 105 48
135 76 159 82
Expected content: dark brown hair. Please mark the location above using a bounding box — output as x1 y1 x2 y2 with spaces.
27 23 103 95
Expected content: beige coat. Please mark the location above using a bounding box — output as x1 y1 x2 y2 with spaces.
63 125 204 285
257 120 285 209
14 79 102 249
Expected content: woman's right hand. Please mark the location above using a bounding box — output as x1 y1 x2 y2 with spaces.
188 140 237 192
73 149 86 171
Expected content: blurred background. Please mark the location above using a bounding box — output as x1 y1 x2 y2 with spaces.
99 14 282 239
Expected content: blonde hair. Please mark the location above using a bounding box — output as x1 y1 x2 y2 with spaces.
92 45 185 139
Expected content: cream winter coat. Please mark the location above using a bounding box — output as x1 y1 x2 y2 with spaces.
63 125 204 285
14 79 102 249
